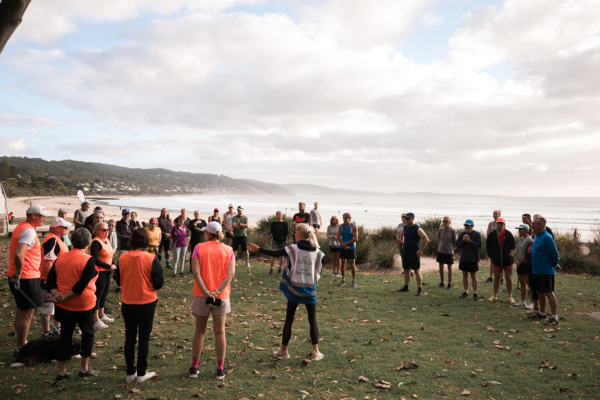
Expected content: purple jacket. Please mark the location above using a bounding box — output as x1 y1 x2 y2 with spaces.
170 225 188 248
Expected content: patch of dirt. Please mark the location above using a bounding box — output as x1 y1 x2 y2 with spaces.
0 242 9 278
580 312 600 322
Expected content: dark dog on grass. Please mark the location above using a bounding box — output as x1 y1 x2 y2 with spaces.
11 335 82 368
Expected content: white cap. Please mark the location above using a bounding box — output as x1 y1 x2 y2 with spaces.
228 204 233 208
26 204 52 217
50 217 72 229
201 221 222 234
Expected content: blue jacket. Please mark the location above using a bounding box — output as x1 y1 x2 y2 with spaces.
531 230 560 275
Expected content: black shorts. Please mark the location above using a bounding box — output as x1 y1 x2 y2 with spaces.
516 265 529 276
329 246 340 253
313 224 320 229
9 278 43 310
161 238 172 253
403 253 420 270
340 248 356 260
528 273 539 301
232 236 248 251
459 261 479 273
531 273 554 293
226 231 233 238
436 252 454 265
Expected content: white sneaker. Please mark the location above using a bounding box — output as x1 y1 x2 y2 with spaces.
137 371 156 383
514 300 526 307
246 263 251 268
94 320 108 330
525 302 535 309
100 315 114 323
126 374 136 383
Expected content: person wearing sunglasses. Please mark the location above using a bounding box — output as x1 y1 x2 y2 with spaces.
90 222 116 329
398 212 430 296
456 219 482 300
486 217 516 303
437 216 457 289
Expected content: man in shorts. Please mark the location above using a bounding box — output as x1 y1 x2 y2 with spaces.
73 201 90 230
437 216 457 288
456 219 482 300
232 206 250 267
39 217 72 336
8 205 51 354
528 216 560 325
397 214 413 277
292 203 312 243
223 204 235 246
398 213 430 296
269 211 288 275
337 213 358 287
310 202 322 236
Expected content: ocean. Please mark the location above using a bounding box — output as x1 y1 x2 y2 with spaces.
102 193 600 240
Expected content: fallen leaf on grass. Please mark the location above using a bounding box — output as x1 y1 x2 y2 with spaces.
362 339 373 345
471 371 477 377
509 329 518 333
374 380 392 389
381 337 390 341
461 389 471 396
358 376 369 382
445 359 454 365
395 360 419 370
130 388 142 394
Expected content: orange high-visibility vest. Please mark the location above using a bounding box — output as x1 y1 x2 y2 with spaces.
9 222 41 279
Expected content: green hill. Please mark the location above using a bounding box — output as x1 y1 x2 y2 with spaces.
0 157 292 197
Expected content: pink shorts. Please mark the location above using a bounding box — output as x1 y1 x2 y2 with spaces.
493 264 513 275
192 296 231 317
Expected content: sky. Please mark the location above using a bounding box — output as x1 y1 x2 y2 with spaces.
1 0 600 197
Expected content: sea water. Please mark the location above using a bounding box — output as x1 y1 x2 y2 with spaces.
103 193 600 239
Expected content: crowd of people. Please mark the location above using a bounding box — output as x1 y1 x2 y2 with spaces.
6 201 561 384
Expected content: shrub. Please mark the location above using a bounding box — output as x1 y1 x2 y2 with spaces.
253 214 294 240
418 216 443 232
355 223 370 264
371 226 398 245
317 235 332 265
369 240 397 269
553 228 600 275
247 230 271 255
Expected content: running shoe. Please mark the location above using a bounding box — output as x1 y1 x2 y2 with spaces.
278 268 282 274
473 293 479 301
272 348 290 359
180 272 184 276
508 296 516 304
100 315 114 323
78 369 100 378
189 366 199 378
56 372 72 382
487 295 497 302
268 269 273 275
351 281 357 288
216 368 227 380
485 277 493 283
311 351 325 361
136 371 156 383
544 317 560 326
500 279 505 285
104 306 113 314
459 292 469 299
438 282 445 288
525 302 535 309
115 286 122 294
172 274 177 278
415 290 424 297
41 331 53 338
527 313 547 319
331 273 336 277
401 271 405 275
246 263 251 268
94 320 108 330
410 272 415 277
126 374 136 383
447 282 452 289
339 280 346 287
514 300 527 307
397 286 409 292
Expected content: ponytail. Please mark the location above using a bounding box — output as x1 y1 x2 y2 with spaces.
295 223 320 248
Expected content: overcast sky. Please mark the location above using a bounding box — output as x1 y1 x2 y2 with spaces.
1 0 599 197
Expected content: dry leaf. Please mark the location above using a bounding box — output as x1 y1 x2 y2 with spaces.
130 388 142 393
374 380 392 389
445 359 454 365
470 371 477 377
461 389 470 396
362 339 373 345
395 360 419 370
509 329 518 333
381 337 390 341
253 369 260 375
358 376 369 382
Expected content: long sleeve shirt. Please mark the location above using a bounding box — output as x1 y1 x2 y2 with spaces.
531 230 560 275
90 241 113 271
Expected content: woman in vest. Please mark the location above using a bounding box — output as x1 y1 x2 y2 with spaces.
115 228 164 384
249 223 325 361
90 222 116 330
144 218 162 255
46 228 99 382
188 221 236 381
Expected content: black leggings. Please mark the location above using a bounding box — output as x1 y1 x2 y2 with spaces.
95 271 111 309
122 301 157 376
55 307 95 361
282 301 319 346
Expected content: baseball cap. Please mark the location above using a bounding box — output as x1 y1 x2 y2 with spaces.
405 212 415 218
214 208 219 212
228 204 234 208
122 208 131 214
464 219 474 226
94 206 103 211
201 221 222 234
26 204 51 217
496 217 506 223
58 207 68 214
237 206 244 211
516 224 530 230
50 217 72 229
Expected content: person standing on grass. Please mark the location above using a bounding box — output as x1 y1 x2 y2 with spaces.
310 202 322 236
223 204 235 246
486 217 516 303
73 202 90 230
158 208 173 272
397 213 412 277
327 216 341 277
248 223 325 362
437 216 457 289
39 217 71 337
528 216 560 325
456 219 482 301
188 211 207 270
514 224 533 307
9 205 51 354
58 208 72 250
115 209 135 293
90 222 116 330
398 213 430 296
47 228 99 382
292 203 312 243
269 211 288 275
115 228 164 384
189 222 236 380
170 216 189 277
337 213 358 287
232 206 250 267
486 210 502 284
208 208 222 225
144 218 162 256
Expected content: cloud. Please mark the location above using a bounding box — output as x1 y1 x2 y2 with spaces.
421 12 443 27
0 138 27 155
0 110 59 126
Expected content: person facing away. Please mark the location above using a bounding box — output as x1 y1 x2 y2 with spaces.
269 211 289 275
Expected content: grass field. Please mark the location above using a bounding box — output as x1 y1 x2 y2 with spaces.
1 253 599 399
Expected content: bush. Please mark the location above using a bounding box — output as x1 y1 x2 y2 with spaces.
554 229 600 275
369 240 397 269
355 223 370 264
247 230 271 255
418 216 443 232
317 235 332 265
371 226 398 245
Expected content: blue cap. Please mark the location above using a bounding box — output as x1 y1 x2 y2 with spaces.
122 208 131 214
464 219 474 226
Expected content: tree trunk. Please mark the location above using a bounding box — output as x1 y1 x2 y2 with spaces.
0 0 32 55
